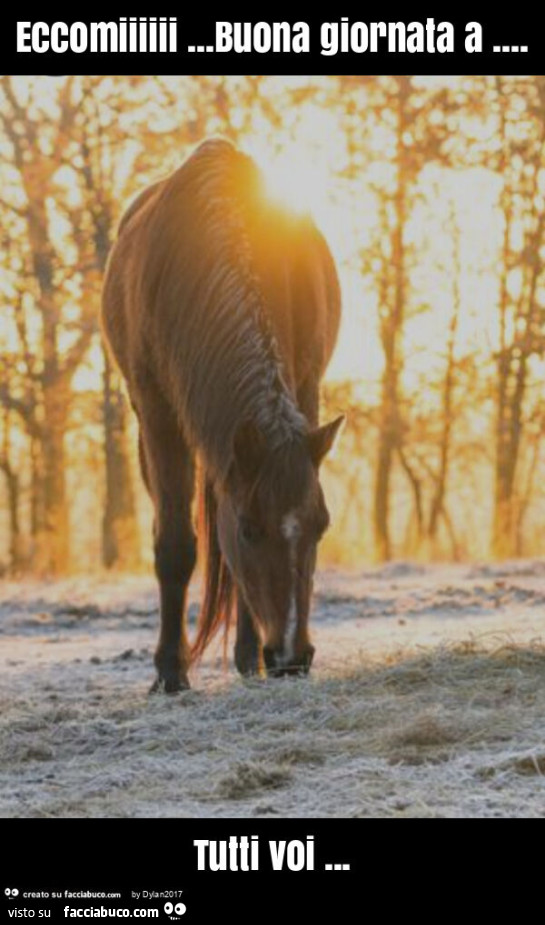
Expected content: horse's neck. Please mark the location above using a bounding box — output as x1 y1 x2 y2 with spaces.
211 331 306 483
249 362 306 449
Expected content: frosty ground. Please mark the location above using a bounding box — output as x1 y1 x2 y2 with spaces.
1 562 544 818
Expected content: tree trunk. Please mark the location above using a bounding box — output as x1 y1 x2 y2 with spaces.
0 464 23 572
6 468 22 572
41 380 70 574
28 434 46 569
373 77 409 562
374 419 395 562
428 210 461 546
493 460 516 558
515 435 541 557
102 349 140 570
492 78 545 559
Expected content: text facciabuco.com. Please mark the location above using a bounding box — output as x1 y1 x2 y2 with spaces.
62 909 159 919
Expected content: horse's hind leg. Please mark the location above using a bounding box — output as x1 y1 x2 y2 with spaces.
136 380 196 693
235 600 263 677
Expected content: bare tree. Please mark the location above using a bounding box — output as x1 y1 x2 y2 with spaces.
492 77 545 557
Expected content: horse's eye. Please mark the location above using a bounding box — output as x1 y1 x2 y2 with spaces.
239 518 263 545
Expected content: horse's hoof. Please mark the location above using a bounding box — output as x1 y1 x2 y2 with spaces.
149 675 191 695
235 662 263 679
234 645 263 679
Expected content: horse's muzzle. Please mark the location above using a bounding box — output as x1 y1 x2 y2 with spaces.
263 644 315 678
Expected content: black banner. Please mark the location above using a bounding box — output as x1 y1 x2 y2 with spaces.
1 10 541 74
2 819 534 921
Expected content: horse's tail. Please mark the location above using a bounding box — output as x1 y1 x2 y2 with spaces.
191 475 235 663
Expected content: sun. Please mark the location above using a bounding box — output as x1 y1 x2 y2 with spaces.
258 149 329 219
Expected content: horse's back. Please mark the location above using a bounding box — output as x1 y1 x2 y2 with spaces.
117 178 166 235
101 170 169 379
289 219 341 382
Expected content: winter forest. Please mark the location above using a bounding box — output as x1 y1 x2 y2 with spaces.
1 75 545 576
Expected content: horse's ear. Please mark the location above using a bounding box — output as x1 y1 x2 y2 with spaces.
307 416 345 468
232 421 267 482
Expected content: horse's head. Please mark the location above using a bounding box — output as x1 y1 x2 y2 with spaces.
215 415 344 675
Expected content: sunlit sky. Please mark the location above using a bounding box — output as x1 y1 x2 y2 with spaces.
1 76 530 398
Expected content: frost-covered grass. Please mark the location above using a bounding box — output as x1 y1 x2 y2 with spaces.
1 563 544 818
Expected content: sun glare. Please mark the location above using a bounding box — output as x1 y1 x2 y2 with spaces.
260 150 328 218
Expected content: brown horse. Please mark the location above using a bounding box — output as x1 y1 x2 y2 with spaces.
101 138 342 691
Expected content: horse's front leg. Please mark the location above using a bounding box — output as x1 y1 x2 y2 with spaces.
137 382 196 693
151 512 196 693
234 599 263 677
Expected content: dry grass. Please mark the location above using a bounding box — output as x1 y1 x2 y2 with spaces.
0 565 544 818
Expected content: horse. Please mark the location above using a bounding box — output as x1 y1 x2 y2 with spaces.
101 138 342 692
